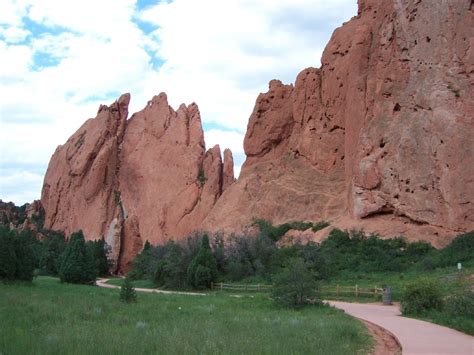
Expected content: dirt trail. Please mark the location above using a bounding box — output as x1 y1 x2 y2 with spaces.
96 278 206 296
330 301 474 355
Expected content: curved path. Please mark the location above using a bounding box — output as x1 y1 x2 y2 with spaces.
96 278 206 296
330 301 474 355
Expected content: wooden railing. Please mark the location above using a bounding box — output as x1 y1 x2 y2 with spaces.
211 282 384 298
211 282 273 292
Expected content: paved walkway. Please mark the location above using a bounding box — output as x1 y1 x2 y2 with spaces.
329 301 474 355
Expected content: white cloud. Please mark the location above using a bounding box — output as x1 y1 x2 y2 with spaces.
0 26 30 43
0 0 357 204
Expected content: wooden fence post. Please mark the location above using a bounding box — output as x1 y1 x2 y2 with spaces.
355 284 359 297
337 285 340 297
220 282 223 290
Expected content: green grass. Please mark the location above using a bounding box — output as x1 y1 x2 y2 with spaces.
406 309 474 336
106 278 156 289
0 277 372 354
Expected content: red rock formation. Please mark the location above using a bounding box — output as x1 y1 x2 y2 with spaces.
203 0 474 244
40 0 473 267
41 93 232 271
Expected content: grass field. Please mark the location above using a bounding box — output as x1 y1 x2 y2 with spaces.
0 277 372 354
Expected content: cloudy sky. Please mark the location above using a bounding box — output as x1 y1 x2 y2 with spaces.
0 0 357 205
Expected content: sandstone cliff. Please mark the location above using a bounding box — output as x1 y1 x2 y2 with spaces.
203 0 474 245
41 93 234 271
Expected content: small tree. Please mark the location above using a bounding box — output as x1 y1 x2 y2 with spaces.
58 231 96 284
187 234 218 289
271 257 320 308
120 277 137 303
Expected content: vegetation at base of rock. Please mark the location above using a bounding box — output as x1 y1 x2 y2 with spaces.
58 231 97 284
128 225 474 294
120 277 137 303
0 277 372 354
271 257 321 308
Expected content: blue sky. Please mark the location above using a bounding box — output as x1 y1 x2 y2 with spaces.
0 0 357 205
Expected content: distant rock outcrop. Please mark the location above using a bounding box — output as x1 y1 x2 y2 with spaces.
40 0 473 268
41 93 234 271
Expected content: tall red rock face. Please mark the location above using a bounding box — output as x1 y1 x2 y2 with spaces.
41 93 234 271
203 0 474 244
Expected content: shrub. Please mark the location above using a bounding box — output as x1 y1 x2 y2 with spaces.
401 279 444 314
58 231 96 284
271 257 320 308
120 277 137 303
444 290 474 317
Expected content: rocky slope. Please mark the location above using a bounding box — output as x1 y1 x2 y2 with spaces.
39 0 473 268
41 93 234 271
203 0 474 244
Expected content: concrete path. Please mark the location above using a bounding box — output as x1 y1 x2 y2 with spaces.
330 301 474 355
96 278 207 296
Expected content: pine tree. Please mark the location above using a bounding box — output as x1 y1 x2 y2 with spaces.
13 231 35 281
40 232 66 275
0 226 17 281
120 277 137 303
58 231 96 284
87 239 110 277
187 234 218 289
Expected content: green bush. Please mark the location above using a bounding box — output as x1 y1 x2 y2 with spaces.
120 277 137 303
444 290 474 317
401 280 444 314
271 258 320 308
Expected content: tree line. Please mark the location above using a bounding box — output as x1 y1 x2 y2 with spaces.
0 226 109 283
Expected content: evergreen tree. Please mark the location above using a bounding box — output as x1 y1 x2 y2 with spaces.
120 277 137 303
271 257 320 308
58 231 96 284
40 232 66 275
128 240 154 280
0 226 17 281
87 239 110 277
13 231 35 281
187 234 218 289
